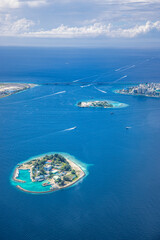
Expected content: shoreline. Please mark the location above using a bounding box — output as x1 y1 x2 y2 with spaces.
12 153 86 194
16 170 85 194
77 100 128 109
12 168 26 183
115 91 160 98
0 83 37 99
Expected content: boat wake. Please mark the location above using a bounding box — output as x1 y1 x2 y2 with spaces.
80 84 93 88
31 91 66 101
19 126 77 144
94 86 107 93
121 65 135 71
114 75 128 83
115 65 135 72
60 126 77 132
73 79 81 83
115 65 129 71
72 74 98 83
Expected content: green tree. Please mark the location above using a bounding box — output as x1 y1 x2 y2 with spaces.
71 169 76 174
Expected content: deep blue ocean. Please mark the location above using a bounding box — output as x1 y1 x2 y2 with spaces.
0 47 160 240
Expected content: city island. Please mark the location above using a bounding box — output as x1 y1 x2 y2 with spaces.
12 153 86 194
0 82 36 98
115 83 160 97
77 100 127 108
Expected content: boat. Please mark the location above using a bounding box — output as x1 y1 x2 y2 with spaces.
65 126 77 131
42 182 51 186
126 126 132 129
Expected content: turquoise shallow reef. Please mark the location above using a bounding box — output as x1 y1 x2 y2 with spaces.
12 169 51 192
106 100 128 108
0 47 160 240
11 152 89 194
76 100 128 108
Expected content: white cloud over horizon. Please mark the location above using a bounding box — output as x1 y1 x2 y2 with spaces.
0 0 160 46
0 15 160 39
24 22 160 38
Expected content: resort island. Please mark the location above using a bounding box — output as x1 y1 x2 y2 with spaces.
77 100 127 108
116 83 160 97
0 82 36 98
12 153 85 193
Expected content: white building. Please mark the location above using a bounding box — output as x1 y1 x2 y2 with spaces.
44 165 52 171
35 175 44 181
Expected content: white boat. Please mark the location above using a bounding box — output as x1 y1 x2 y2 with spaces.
65 126 77 131
126 126 132 129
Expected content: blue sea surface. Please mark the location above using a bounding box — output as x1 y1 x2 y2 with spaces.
0 47 160 240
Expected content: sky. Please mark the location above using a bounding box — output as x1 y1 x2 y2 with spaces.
0 0 160 47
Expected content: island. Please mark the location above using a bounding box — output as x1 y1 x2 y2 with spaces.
115 83 160 97
0 83 36 98
12 153 86 193
77 100 128 108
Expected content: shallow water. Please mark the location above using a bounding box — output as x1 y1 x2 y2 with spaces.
76 100 128 108
13 169 51 192
11 152 89 193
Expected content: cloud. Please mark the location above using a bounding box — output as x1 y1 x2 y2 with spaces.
0 14 160 38
24 0 48 7
1 0 159 9
0 0 48 9
0 0 20 9
22 21 160 38
0 0 159 10
91 0 160 3
0 15 34 35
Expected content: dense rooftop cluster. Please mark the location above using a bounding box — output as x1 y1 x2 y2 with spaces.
117 83 160 97
19 154 78 189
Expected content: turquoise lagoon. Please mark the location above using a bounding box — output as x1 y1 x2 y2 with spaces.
11 152 89 194
108 100 128 108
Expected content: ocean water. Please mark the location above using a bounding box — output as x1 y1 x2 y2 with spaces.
0 47 160 240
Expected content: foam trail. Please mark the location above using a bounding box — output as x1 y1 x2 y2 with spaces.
115 65 135 72
94 86 107 93
115 65 130 71
114 75 128 83
61 126 77 132
80 84 93 88
31 91 66 101
72 74 98 82
4 90 67 105
139 59 150 65
19 126 77 144
121 65 136 71
73 79 81 83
